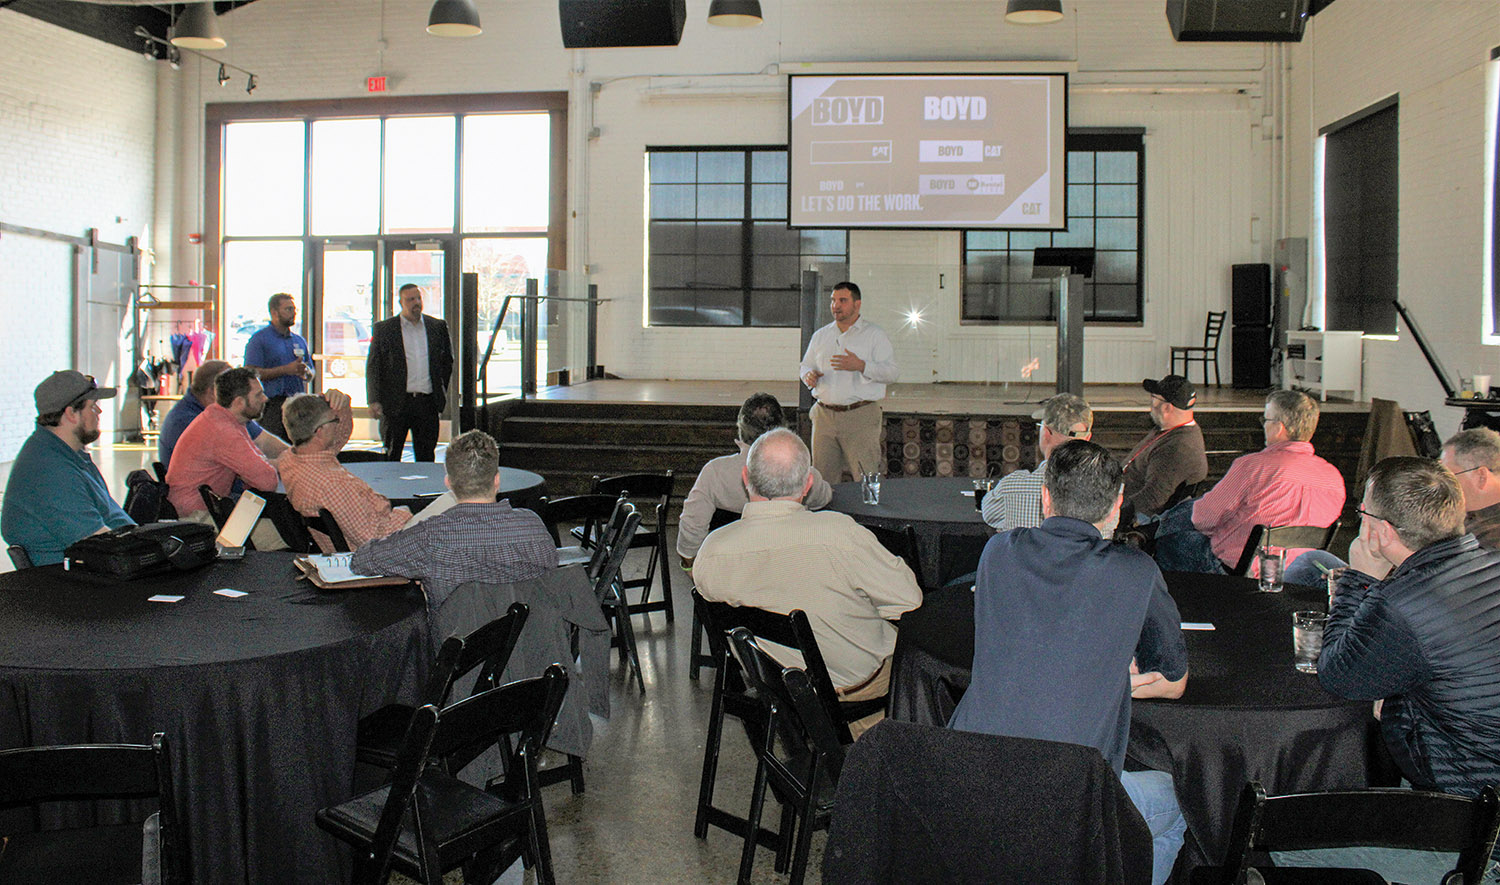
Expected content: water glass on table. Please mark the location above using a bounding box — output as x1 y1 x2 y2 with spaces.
972 477 996 511
861 471 882 505
1257 547 1285 593
1292 610 1328 673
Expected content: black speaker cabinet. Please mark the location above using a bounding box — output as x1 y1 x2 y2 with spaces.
559 0 686 48
1232 263 1272 325
1232 326 1273 389
1166 0 1309 42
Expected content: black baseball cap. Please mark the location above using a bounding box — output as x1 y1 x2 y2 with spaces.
1142 375 1196 410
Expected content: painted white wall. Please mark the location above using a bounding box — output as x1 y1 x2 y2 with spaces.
0 11 157 459
1287 0 1500 438
157 0 1273 385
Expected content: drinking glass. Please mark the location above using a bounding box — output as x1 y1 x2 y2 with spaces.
1292 611 1328 673
1257 547 1284 593
861 472 882 505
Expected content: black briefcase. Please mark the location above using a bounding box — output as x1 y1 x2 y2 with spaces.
63 521 217 579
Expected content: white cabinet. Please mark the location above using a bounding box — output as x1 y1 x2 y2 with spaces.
1284 331 1363 402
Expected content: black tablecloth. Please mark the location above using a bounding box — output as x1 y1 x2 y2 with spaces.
0 553 430 884
829 477 992 587
340 462 546 510
888 572 1375 878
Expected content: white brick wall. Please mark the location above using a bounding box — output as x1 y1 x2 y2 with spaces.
0 11 157 459
1287 0 1500 437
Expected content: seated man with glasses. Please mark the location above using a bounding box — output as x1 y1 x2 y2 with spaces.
1439 428 1500 550
982 393 1093 531
1276 456 1500 881
277 389 412 553
1 371 134 566
1153 389 1345 577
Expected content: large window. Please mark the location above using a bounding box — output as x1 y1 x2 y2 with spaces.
961 131 1144 324
1320 98 1398 336
647 147 848 327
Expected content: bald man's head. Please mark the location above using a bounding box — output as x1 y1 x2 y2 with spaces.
746 428 812 500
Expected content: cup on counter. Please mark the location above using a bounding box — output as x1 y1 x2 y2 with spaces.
1292 610 1328 673
1476 374 1493 398
1257 547 1285 593
861 471 882 505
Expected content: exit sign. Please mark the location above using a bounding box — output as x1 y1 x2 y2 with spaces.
367 76 387 93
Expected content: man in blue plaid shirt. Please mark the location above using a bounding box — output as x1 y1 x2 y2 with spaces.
981 393 1094 531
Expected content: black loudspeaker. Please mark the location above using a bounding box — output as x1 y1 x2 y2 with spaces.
1232 326 1272 389
1166 0 1309 42
559 0 686 48
1232 263 1271 325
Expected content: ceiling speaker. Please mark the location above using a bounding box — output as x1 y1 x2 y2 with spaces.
559 0 687 48
1166 0 1309 42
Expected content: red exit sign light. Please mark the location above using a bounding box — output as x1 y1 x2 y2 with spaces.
367 76 387 93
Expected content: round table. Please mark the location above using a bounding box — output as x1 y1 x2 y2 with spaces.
828 476 992 587
888 572 1376 877
341 463 546 511
0 553 431 884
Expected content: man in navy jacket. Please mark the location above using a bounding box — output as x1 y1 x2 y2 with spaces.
1286 456 1500 880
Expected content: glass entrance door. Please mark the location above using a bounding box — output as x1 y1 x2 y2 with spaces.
315 244 377 409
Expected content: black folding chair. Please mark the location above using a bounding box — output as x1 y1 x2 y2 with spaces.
336 449 387 463
317 665 570 885
356 602 530 769
261 490 316 552
1171 309 1227 388
1229 521 1342 578
535 493 619 568
0 733 186 885
1191 781 1500 885
304 508 353 554
864 523 924 587
587 471 676 623
593 500 646 693
689 506 742 680
726 628 848 885
198 484 236 531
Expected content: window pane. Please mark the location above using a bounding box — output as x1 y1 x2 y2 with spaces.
1095 250 1137 284
462 113 550 232
649 220 695 253
319 249 375 407
692 255 742 288
224 121 305 236
751 254 799 290
650 184 695 219
1096 185 1137 217
463 236 549 394
1067 184 1094 216
750 290 798 326
1096 218 1138 250
801 229 847 255
1009 231 1051 252
650 290 696 325
752 222 799 255
649 151 695 183
310 119 380 236
1054 218 1095 247
1068 151 1093 184
649 254 692 289
697 222 741 255
1096 152 1138 184
694 292 744 325
752 151 787 183
967 231 1007 251
696 152 743 183
222 241 305 365
697 185 743 218
385 116 456 234
1091 284 1138 318
751 184 786 219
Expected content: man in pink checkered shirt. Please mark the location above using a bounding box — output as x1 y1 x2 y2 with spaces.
1153 389 1346 575
278 389 412 552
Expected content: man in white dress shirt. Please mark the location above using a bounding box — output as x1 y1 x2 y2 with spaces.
799 281 900 482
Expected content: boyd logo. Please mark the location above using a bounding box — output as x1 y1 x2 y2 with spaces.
811 96 884 125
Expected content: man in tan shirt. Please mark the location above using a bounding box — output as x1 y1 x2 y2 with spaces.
692 428 922 733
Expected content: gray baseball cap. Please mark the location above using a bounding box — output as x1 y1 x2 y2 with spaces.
35 371 116 414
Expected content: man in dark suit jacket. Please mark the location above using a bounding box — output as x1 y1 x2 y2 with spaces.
366 283 454 462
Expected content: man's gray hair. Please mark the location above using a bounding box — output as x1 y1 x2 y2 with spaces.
1043 439 1123 524
445 430 499 500
1266 389 1320 441
1366 456 1465 550
737 393 786 446
1444 427 1500 471
746 428 811 500
1041 393 1093 437
282 393 331 446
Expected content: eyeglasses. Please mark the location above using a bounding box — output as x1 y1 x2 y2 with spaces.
1037 421 1086 438
295 415 339 446
1451 465 1484 477
1356 507 1394 527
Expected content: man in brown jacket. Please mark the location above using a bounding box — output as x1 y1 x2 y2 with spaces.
1121 375 1208 523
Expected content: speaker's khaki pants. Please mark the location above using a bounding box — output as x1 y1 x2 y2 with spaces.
810 401 884 483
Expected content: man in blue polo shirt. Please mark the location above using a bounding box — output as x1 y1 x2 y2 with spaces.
2 370 134 566
157 359 287 470
243 292 312 440
950 439 1190 885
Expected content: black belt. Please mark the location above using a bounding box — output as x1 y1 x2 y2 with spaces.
818 400 872 413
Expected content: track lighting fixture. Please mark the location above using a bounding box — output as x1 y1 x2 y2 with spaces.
217 64 230 87
132 26 260 94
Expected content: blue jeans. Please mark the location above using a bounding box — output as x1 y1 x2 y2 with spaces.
1151 499 1227 575
1283 549 1347 588
1121 769 1187 885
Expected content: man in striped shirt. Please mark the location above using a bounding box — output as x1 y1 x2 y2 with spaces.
1154 389 1345 574
981 393 1093 531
